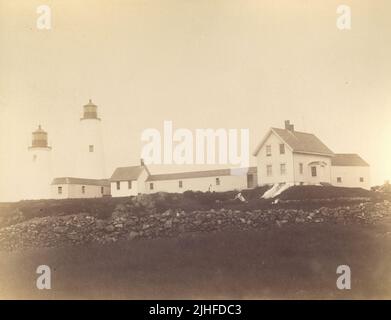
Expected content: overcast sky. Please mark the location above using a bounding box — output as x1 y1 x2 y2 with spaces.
0 0 390 201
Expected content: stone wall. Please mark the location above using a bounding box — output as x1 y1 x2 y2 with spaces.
0 199 390 251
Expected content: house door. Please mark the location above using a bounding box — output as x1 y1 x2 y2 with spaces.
247 174 254 188
311 166 317 177
308 161 329 184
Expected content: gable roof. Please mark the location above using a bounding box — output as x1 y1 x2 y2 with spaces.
110 166 145 181
253 127 334 157
146 167 257 182
331 154 369 167
51 177 109 186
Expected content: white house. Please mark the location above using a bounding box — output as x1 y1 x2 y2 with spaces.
110 161 151 197
253 121 335 186
331 154 370 189
51 177 110 199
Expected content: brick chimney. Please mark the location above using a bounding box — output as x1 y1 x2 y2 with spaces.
284 120 294 131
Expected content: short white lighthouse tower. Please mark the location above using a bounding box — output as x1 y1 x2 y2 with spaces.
75 99 106 179
27 125 52 199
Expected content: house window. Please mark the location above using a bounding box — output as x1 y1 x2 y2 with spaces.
178 180 183 188
116 181 120 190
101 186 104 194
337 177 342 183
150 183 154 190
360 177 364 182
58 186 62 194
89 145 94 152
280 163 286 175
266 165 272 177
216 177 220 186
311 166 317 177
82 186 85 194
266 145 271 156
279 144 285 154
128 181 132 189
299 163 303 174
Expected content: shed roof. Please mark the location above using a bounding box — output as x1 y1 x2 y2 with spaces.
51 177 110 186
331 154 369 167
110 166 145 181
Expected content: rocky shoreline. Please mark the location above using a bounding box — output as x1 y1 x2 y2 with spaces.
0 199 390 251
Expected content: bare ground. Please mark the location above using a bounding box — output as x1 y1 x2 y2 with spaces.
0 218 390 300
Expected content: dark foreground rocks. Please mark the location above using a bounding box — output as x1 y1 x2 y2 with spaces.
0 199 390 251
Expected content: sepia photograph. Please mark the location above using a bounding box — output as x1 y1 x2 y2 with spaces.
0 0 390 306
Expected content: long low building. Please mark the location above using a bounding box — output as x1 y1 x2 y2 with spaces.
110 162 258 197
51 177 111 199
146 167 258 194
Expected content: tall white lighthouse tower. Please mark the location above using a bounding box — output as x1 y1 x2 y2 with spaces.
75 99 106 179
27 125 52 199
